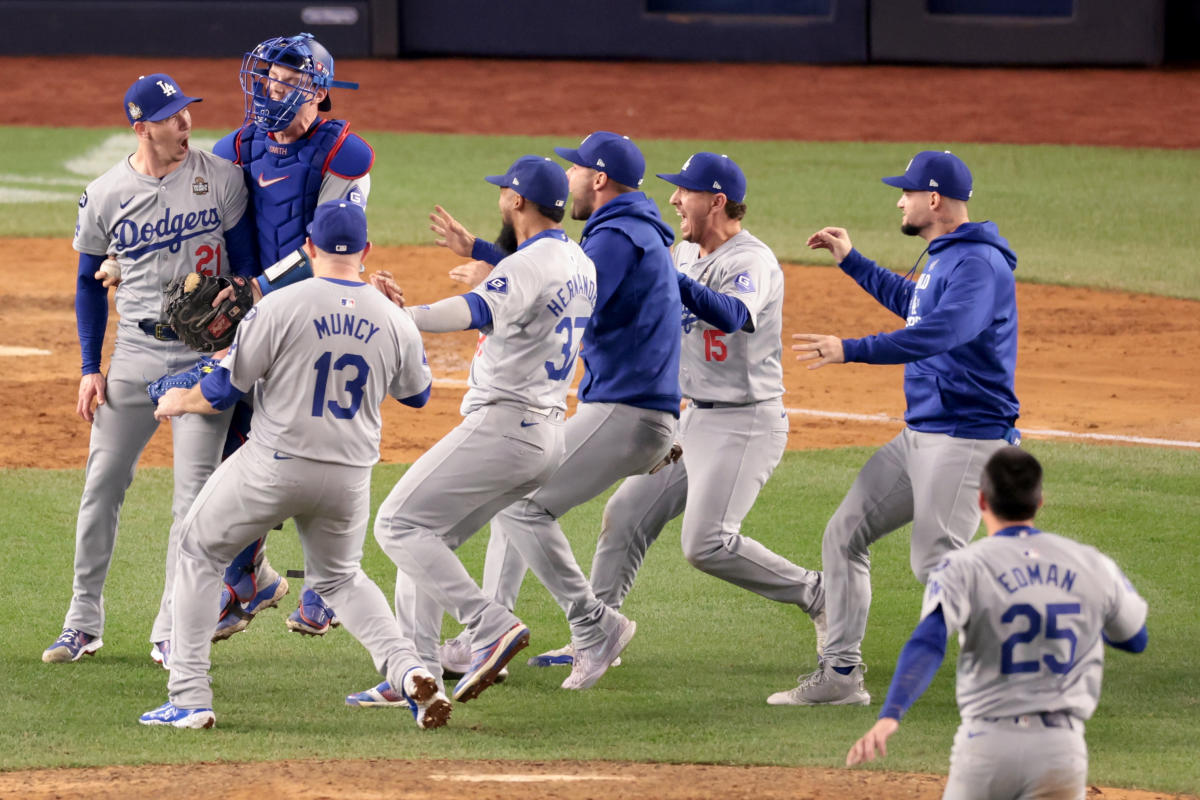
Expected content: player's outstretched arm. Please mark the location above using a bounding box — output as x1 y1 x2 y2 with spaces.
806 226 853 264
448 260 493 287
76 373 106 423
154 384 219 420
430 205 477 258
791 333 845 369
846 718 900 766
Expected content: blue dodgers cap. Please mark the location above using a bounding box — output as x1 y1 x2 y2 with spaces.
307 199 368 254
485 155 569 209
554 131 645 188
655 152 747 203
124 73 202 125
881 150 973 201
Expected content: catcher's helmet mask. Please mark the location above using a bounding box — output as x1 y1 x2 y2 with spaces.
239 32 359 133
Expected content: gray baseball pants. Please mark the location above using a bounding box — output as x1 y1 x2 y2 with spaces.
168 439 423 710
375 402 565 682
820 427 1008 668
592 399 821 612
944 716 1087 799
483 402 676 650
62 327 232 643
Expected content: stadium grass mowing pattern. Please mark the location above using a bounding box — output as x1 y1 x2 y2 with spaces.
2 128 1199 299
2 441 1197 792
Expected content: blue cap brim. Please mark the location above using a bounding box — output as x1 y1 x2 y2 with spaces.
144 95 202 123
553 146 585 167
484 174 508 188
881 175 919 191
655 171 708 192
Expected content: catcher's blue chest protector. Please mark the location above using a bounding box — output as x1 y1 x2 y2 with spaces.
231 119 352 267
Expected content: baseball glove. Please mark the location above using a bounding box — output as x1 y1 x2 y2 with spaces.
146 356 221 405
163 273 255 353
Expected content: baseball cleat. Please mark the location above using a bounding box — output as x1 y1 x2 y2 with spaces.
439 635 472 680
402 667 452 729
561 616 636 690
452 622 530 703
346 680 407 708
150 640 171 670
213 574 289 641
42 628 103 663
285 587 340 636
767 663 870 706
529 642 624 669
139 701 216 729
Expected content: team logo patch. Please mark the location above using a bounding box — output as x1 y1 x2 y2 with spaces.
731 271 755 294
241 307 258 324
127 102 143 120
486 276 509 294
192 178 209 196
340 297 356 308
78 191 88 209
348 190 363 206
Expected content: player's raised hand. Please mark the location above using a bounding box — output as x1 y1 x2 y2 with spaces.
448 260 493 287
846 718 900 767
791 333 844 370
368 270 405 307
806 226 853 264
430 205 477 258
76 373 106 423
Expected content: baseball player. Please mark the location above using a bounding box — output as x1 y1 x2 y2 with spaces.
350 154 611 708
42 73 256 667
586 153 825 651
846 447 1148 799
139 200 446 730
210 32 373 639
770 150 1020 705
427 132 681 690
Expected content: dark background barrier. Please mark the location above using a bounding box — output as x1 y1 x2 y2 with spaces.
2 0 1197 65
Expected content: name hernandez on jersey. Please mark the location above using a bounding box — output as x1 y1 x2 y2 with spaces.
74 148 248 324
220 278 429 467
921 528 1148 722
675 230 784 404
463 231 597 416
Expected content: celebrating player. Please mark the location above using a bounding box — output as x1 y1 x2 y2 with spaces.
42 74 256 666
429 133 682 687
587 153 825 652
348 155 605 708
846 447 1148 799
209 32 374 640
770 150 1021 705
140 200 444 730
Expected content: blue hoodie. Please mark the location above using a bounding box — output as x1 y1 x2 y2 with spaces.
576 192 682 415
839 221 1019 439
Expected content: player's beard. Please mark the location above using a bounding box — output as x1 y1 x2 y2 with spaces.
570 195 594 221
494 222 518 256
900 222 927 237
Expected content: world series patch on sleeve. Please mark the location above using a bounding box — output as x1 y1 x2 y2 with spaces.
163 273 255 353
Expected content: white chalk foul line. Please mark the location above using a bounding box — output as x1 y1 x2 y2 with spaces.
0 346 52 356
429 774 634 783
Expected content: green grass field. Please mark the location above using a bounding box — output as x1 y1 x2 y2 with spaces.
2 128 1199 299
3 442 1197 792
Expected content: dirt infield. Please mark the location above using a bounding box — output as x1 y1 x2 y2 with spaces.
2 56 1198 798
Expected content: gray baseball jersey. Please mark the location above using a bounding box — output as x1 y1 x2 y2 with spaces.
460 233 597 414
220 278 430 466
75 149 248 316
922 528 1147 721
675 230 784 403
166 274 432 713
58 148 248 650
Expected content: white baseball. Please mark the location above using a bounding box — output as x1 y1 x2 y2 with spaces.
99 256 122 281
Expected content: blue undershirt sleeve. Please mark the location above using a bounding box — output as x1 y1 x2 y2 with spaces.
462 292 494 329
397 382 432 409
1104 625 1148 654
879 607 949 721
224 213 259 276
199 366 244 411
471 238 506 266
75 253 108 375
677 271 750 333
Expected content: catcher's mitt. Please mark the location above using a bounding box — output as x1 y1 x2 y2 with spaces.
163 273 255 353
146 356 221 405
